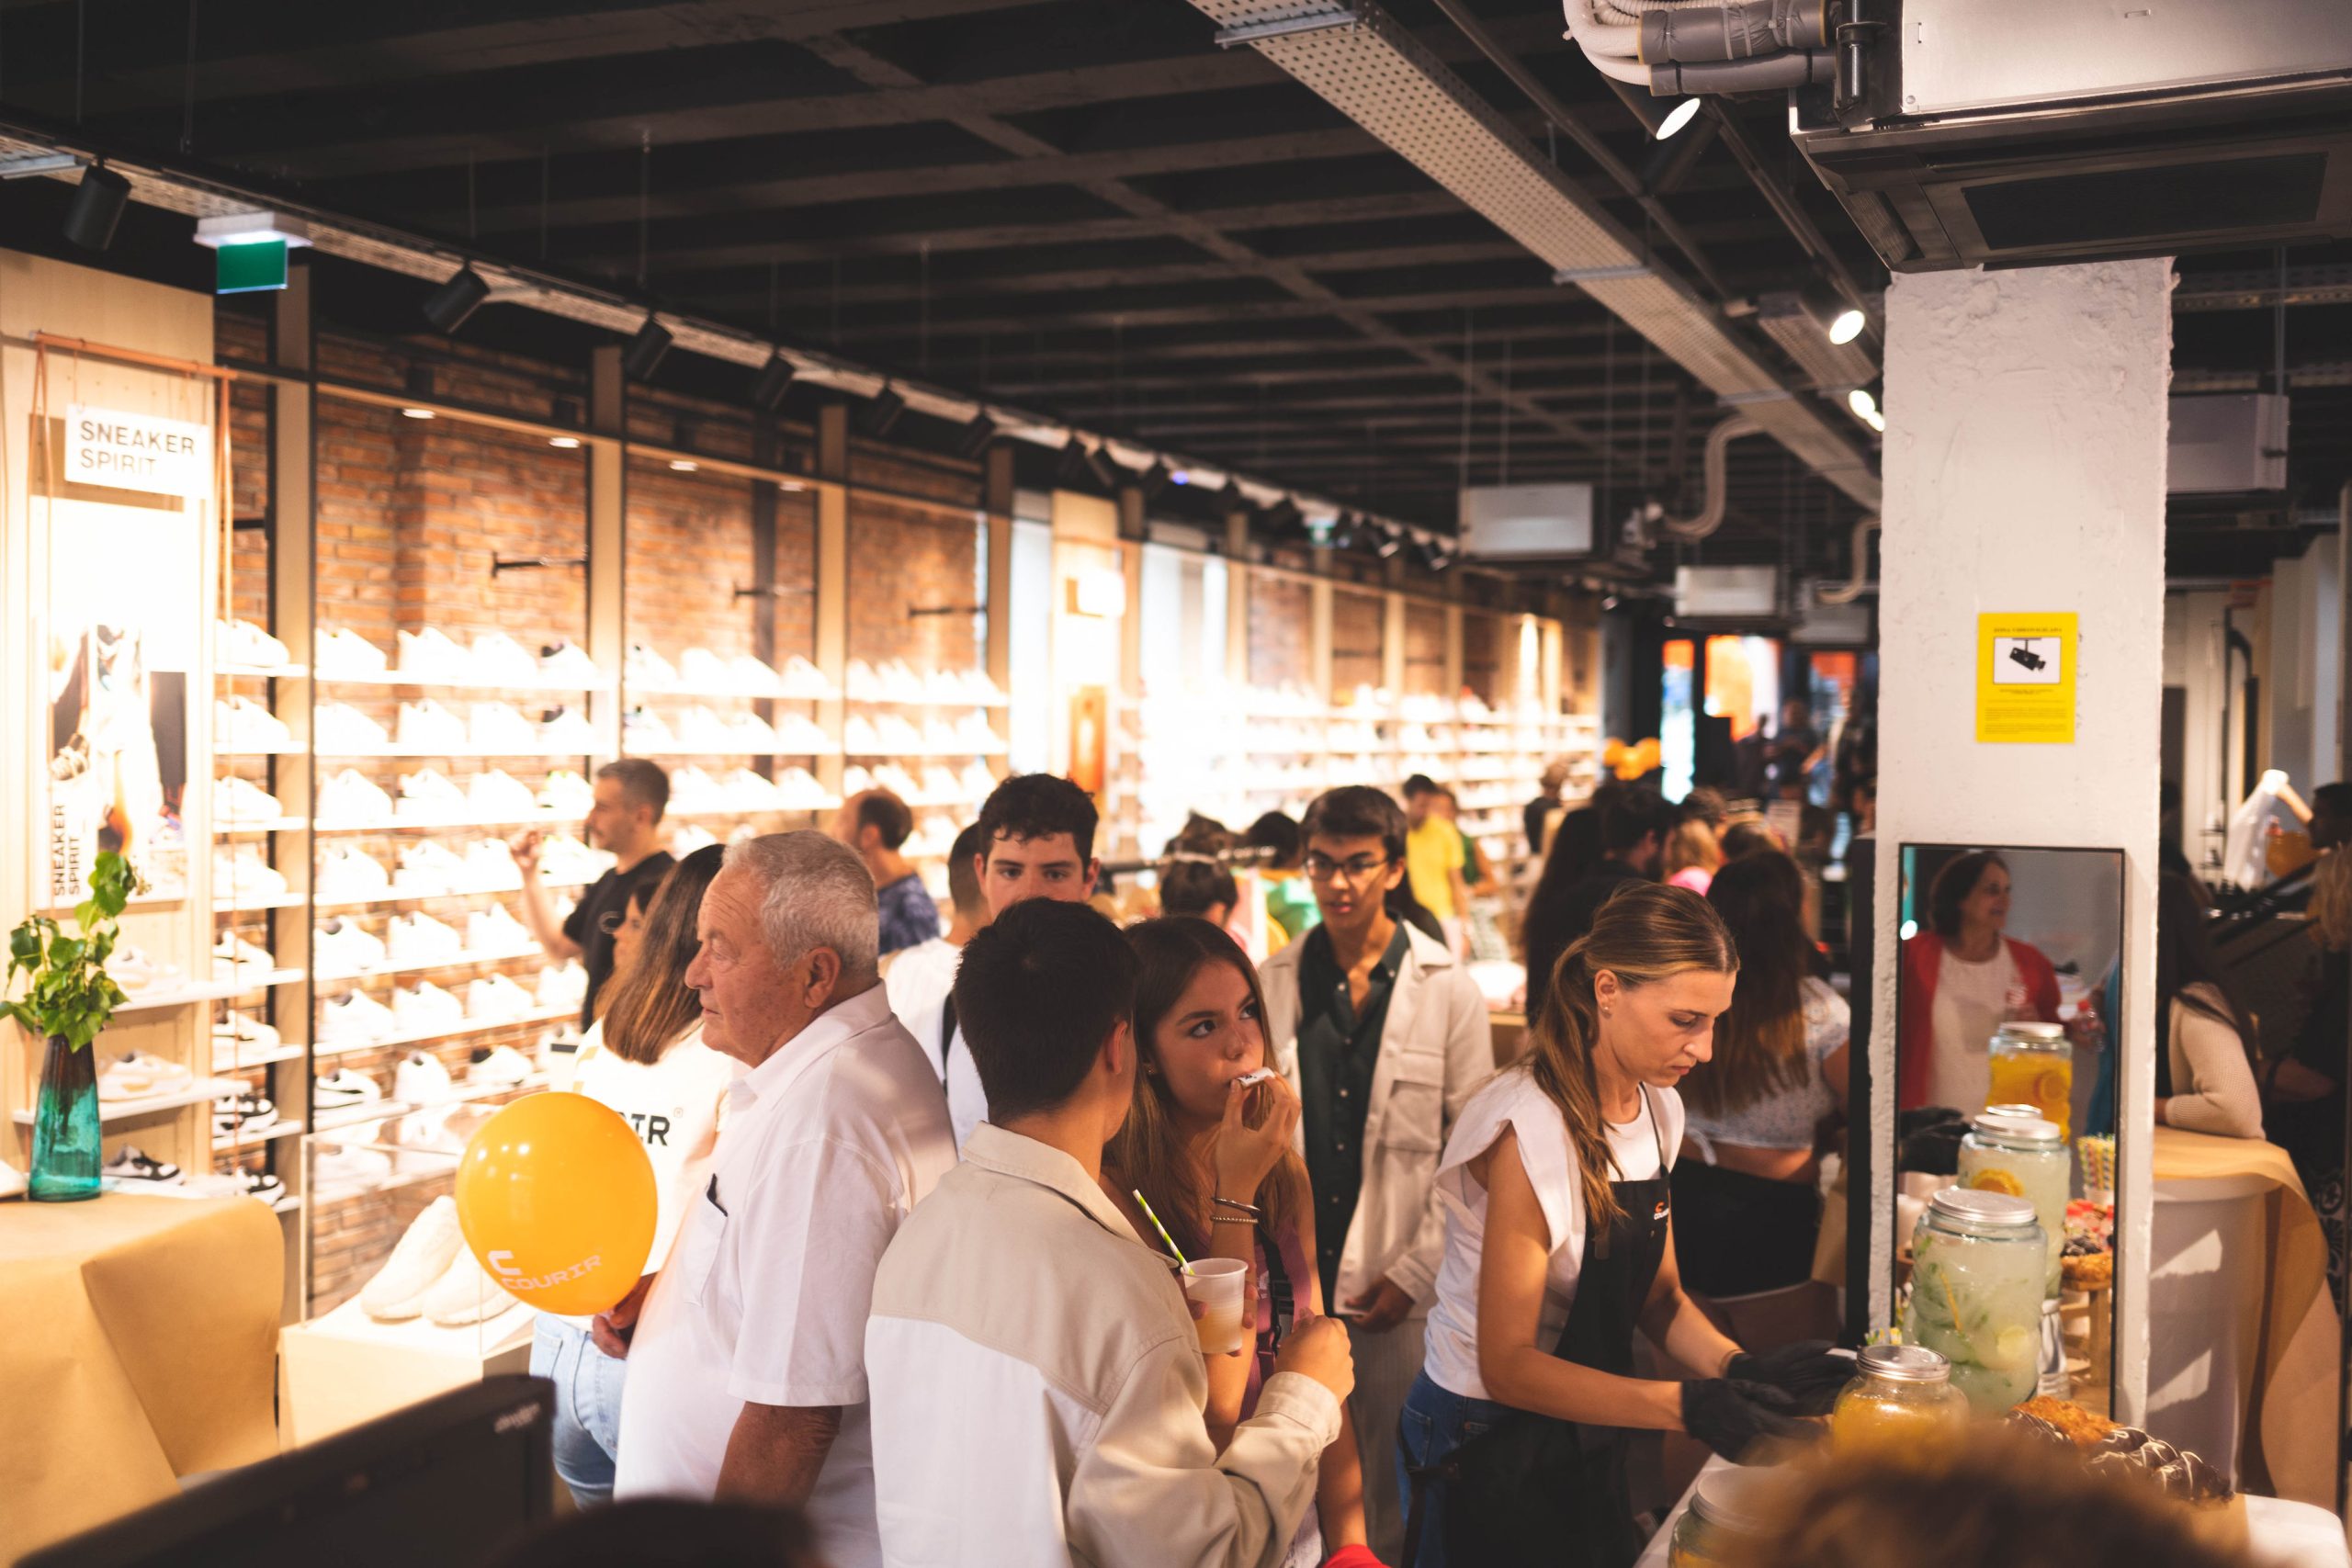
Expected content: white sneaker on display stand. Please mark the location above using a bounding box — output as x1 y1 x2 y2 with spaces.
677 648 729 691
317 845 393 901
466 905 532 955
668 766 722 813
359 1196 464 1320
317 769 394 826
670 823 718 856
313 919 387 978
387 911 465 965
395 768 469 821
469 632 540 685
535 961 588 1011
779 656 833 699
213 932 277 980
729 654 783 696
727 712 779 750
97 1052 193 1101
465 973 535 1021
396 627 472 683
392 840 469 896
461 840 523 892
469 1044 535 1087
314 1068 383 1109
627 643 678 689
628 707 683 750
213 850 289 900
315 702 390 751
214 776 285 824
398 699 469 751
393 1049 457 1104
216 618 291 669
421 1246 522 1326
468 769 538 819
538 639 600 684
538 769 594 816
468 702 539 751
538 706 597 750
316 627 390 677
392 982 467 1033
216 696 293 750
320 989 399 1046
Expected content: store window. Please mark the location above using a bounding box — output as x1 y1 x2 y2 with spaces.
1007 518 1052 773
1661 638 1696 802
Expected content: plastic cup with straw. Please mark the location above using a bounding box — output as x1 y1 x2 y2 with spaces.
1135 1189 1249 1354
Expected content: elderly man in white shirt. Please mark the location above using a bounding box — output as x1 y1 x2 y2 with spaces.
613 831 956 1568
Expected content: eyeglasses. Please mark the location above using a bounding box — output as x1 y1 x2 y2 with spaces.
1304 853 1393 884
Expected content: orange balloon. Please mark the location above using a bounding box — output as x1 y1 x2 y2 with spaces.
452 1091 657 1316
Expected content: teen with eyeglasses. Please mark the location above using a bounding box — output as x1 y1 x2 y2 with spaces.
1255 785 1495 1562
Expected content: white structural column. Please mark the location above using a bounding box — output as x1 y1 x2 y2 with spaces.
1870 261 2172 1419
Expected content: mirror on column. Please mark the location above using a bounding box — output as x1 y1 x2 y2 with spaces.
1892 844 2124 1416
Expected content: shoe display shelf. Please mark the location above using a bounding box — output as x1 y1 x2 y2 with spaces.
13 1074 253 1130
313 1004 578 1066
311 869 595 912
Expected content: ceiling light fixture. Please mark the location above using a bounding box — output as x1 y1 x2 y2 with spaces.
1056 440 1097 490
749 354 796 412
62 164 130 252
954 412 997 458
1139 461 1172 499
1374 525 1404 559
669 459 699 472
401 407 435 420
1847 385 1886 434
1802 277 1866 346
1655 96 1702 139
1085 444 1122 491
548 435 582 449
421 265 491 334
861 384 907 438
622 316 673 380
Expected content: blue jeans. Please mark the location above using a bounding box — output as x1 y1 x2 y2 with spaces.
1395 1371 1513 1568
530 1315 628 1506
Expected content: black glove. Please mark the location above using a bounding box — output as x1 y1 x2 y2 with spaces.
1898 1107 1967 1175
1725 1341 1853 1416
1679 1377 1809 1463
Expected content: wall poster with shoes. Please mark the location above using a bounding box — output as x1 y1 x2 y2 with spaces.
35 383 214 907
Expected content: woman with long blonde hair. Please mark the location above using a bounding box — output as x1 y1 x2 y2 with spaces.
1396 883 1847 1568
1103 917 1373 1566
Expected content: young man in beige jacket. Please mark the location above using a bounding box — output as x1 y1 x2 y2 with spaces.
1259 785 1495 1561
866 898 1355 1568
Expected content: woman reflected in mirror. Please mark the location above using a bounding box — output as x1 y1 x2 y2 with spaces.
1896 851 2062 1111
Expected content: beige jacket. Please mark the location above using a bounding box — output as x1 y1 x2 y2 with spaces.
1262 921 1495 1310
865 1123 1340 1568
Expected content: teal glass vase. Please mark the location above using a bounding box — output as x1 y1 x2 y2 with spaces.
30 1034 102 1201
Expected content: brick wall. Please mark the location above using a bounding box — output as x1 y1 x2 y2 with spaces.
1249 575 1312 691
1330 588 1384 702
846 497 980 671
1404 602 1448 697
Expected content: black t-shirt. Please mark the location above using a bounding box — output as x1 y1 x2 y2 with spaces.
561 852 674 1025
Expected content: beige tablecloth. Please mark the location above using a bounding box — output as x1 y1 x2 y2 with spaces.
2151 1126 2336 1507
0 1192 282 1561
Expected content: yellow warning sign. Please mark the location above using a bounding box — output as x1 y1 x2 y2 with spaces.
1977 612 2076 744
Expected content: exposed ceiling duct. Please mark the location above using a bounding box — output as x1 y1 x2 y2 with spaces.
1193 0 1879 513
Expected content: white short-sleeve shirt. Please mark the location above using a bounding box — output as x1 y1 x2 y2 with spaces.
613 982 956 1567
1419 1066 1683 1403
881 937 961 1081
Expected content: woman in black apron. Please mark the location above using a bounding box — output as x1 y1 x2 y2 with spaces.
1396 885 1849 1568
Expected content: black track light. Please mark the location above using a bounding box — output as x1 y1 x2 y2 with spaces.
1138 461 1171 499
623 316 673 380
1056 440 1096 489
955 412 997 458
1800 277 1865 345
1263 498 1303 536
1329 513 1361 552
1374 525 1404 559
1085 445 1122 490
1220 479 1247 511
750 354 796 412
421 265 491 334
1420 540 1455 573
62 164 130 253
861 384 906 437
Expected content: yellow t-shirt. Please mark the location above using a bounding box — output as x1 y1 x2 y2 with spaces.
1406 816 1464 920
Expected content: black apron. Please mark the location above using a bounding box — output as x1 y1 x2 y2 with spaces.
1403 1088 1674 1568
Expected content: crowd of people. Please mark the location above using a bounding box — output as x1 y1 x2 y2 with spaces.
492 755 1871 1568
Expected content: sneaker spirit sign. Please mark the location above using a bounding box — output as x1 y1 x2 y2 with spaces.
63 403 212 500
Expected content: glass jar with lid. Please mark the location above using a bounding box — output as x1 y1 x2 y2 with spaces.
1986 1021 2073 1136
1957 1108 2068 1297
1667 1461 1781 1568
1902 1187 2048 1413
1830 1344 1972 1453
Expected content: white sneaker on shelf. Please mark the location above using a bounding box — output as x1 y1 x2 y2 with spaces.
359 1196 463 1320
392 840 469 896
775 767 834 810
670 823 718 856
386 911 464 966
718 769 785 811
395 768 469 822
311 1144 395 1192
422 1246 522 1326
317 768 394 826
316 845 393 902
779 656 833 699
461 840 523 893
212 850 289 901
880 660 923 702
626 706 681 750
466 905 533 955
535 960 588 1010
314 1067 383 1109
840 764 876 797
877 715 925 753
211 1010 281 1066
627 643 678 689
537 834 612 885
919 764 962 803
727 712 779 750
537 705 597 750
467 768 538 819
677 648 730 691
468 702 539 752
465 972 536 1022
468 1043 536 1087
393 1049 456 1103
921 716 960 754
214 775 284 825
537 769 594 817
673 706 731 750
97 1051 192 1101
395 627 472 683
315 702 391 752
320 989 398 1046
213 932 277 980
107 944 182 998
212 1090 278 1138
397 699 469 751
313 919 387 978
668 766 722 814
216 695 292 751
469 632 540 685
216 617 290 669
873 763 922 800
842 715 881 754
844 659 883 701
958 761 998 798
105 1144 185 1184
775 713 837 754
728 654 783 696
392 983 467 1035
538 639 600 684
316 627 390 677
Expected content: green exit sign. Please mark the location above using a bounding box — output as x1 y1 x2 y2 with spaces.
216 238 288 294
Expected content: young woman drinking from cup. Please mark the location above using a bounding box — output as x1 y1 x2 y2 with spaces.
1397 884 1848 1568
1105 917 1377 1568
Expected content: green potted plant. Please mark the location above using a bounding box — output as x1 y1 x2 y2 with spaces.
6 852 143 1201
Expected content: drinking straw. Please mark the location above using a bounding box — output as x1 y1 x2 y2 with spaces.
1133 1189 1193 1275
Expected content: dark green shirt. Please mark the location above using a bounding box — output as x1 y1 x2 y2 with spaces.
1295 920 1411 1306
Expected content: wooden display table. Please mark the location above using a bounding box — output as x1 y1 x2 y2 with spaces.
0 1191 281 1562
278 1290 537 1448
